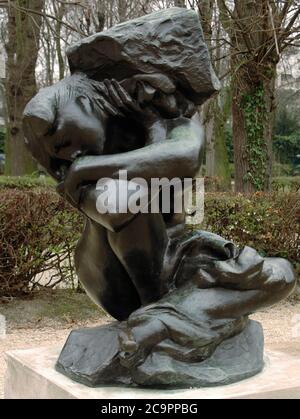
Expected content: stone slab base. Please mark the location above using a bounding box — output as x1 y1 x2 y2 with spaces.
56 320 264 388
4 347 300 399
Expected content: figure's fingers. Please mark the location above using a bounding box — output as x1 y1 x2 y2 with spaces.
111 79 141 112
95 96 123 117
104 79 126 109
93 81 109 97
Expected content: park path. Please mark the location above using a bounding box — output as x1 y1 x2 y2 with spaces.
0 301 299 399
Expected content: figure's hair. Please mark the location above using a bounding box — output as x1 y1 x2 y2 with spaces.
22 73 115 179
23 72 105 132
23 72 107 178
51 73 107 115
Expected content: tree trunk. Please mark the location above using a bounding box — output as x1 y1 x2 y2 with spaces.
5 0 44 176
232 59 276 193
202 91 231 189
53 0 65 80
203 101 215 177
232 79 252 193
198 0 230 189
224 0 278 193
263 75 276 191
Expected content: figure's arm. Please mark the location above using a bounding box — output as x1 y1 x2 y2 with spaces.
62 118 204 206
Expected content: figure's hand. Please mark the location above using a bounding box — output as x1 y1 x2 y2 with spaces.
95 78 162 127
56 159 85 208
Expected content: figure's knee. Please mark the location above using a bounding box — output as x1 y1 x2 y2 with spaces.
95 178 152 232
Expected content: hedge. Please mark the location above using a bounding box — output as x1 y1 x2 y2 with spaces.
0 175 55 189
0 188 82 297
272 176 300 193
0 184 299 297
195 192 299 272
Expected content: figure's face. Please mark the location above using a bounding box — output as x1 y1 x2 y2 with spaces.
43 95 105 179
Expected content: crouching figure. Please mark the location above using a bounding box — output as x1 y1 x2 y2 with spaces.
23 8 296 387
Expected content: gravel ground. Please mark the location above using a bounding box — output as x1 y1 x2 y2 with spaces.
0 301 299 399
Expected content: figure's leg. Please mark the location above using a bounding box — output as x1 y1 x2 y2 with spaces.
117 249 296 364
78 181 170 308
107 212 169 305
208 248 297 313
75 218 141 321
174 247 297 320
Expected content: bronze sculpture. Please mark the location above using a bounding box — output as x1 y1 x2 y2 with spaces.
23 8 296 388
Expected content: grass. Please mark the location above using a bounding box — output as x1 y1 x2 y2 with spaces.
0 289 109 329
0 174 55 189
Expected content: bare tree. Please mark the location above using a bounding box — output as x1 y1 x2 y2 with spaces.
52 0 66 80
36 0 155 87
218 0 300 192
2 0 44 175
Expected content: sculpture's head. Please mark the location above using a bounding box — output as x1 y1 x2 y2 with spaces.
23 71 197 180
23 73 107 180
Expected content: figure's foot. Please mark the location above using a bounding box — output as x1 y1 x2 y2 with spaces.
262 257 296 297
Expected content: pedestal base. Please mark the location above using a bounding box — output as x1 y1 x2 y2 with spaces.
5 346 300 399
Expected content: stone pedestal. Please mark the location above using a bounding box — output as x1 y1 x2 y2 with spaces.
4 346 300 399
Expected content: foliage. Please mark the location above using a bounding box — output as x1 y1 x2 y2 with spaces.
0 181 299 297
241 85 268 190
273 134 300 166
0 174 55 189
217 0 300 193
225 126 234 164
275 105 299 137
0 187 83 297
204 176 232 192
191 191 300 276
272 176 300 193
226 96 300 176
273 89 300 170
272 163 292 177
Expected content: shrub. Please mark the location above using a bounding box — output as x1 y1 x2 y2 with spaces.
191 192 300 276
0 188 83 297
272 163 292 177
272 176 300 192
204 176 232 192
0 175 55 189
0 182 299 297
273 134 300 164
